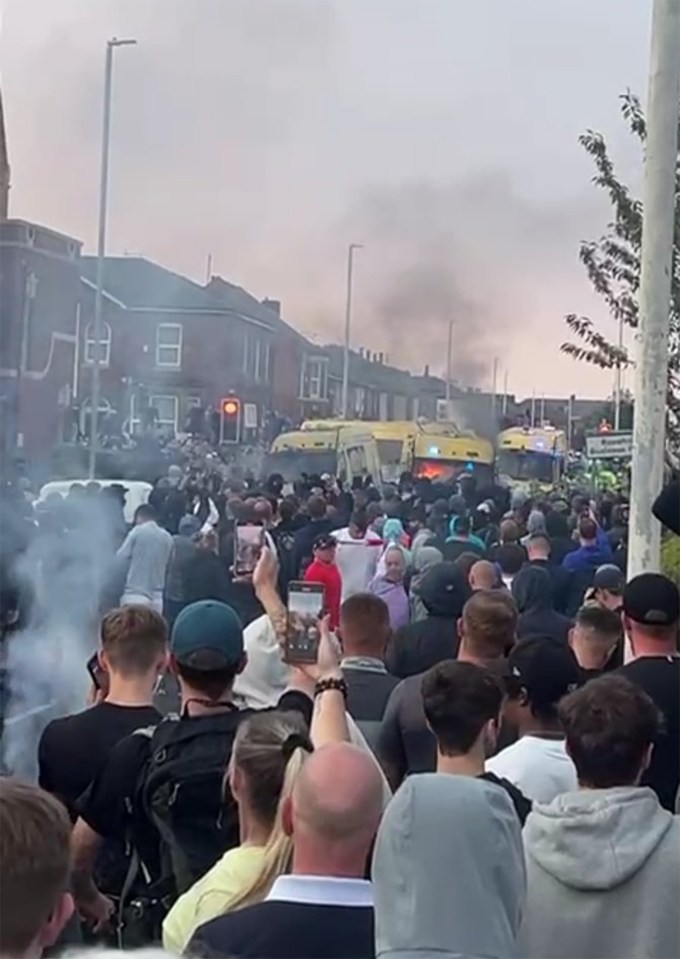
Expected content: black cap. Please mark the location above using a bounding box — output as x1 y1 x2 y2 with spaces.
593 564 625 594
313 533 336 551
623 573 680 627
507 637 582 711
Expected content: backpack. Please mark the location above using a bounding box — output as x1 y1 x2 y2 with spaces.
135 710 243 897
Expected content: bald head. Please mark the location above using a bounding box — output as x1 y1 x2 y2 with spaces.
469 560 498 591
286 743 383 876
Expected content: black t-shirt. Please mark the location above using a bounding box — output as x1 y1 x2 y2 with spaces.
618 656 680 811
77 690 313 877
38 702 162 820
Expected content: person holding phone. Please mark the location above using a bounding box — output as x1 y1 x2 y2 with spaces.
303 535 342 630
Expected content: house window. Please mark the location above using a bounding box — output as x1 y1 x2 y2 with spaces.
156 323 182 368
245 333 270 381
84 322 111 366
150 394 179 433
301 356 327 400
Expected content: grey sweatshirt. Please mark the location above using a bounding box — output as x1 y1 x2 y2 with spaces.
373 773 526 959
521 786 680 959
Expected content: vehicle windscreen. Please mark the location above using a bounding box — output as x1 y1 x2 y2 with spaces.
497 450 554 483
264 450 337 482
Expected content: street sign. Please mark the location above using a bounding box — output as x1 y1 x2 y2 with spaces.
585 431 633 460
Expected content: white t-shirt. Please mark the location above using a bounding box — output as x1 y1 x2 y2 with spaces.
332 528 383 601
485 735 577 804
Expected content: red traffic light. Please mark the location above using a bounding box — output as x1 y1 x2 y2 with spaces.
221 398 240 417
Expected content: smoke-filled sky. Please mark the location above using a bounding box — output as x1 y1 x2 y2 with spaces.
2 0 650 396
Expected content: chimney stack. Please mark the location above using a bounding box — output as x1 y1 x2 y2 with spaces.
424 364 430 377
262 298 281 317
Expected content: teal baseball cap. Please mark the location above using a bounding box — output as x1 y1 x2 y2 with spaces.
170 600 244 669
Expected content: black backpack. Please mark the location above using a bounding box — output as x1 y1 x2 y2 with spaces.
135 710 243 897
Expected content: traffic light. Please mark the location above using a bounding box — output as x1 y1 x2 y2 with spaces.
220 397 241 443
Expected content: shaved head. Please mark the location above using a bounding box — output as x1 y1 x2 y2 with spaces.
469 560 498 591
286 743 383 876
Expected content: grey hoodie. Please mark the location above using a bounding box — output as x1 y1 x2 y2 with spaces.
521 786 680 959
373 774 525 959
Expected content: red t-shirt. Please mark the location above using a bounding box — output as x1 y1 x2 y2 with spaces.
304 559 342 629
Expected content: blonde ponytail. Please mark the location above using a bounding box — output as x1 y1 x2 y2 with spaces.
219 712 312 913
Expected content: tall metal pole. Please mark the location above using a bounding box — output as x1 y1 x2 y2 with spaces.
491 356 498 420
445 319 453 417
341 243 361 418
539 394 546 425
502 369 508 415
629 0 680 579
88 38 136 478
614 316 624 431
530 389 536 428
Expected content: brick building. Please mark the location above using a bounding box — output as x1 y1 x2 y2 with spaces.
0 219 81 458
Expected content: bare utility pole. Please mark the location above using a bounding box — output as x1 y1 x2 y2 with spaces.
445 320 454 416
341 243 362 418
629 0 680 578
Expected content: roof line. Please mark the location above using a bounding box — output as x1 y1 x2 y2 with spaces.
80 276 127 309
128 306 273 330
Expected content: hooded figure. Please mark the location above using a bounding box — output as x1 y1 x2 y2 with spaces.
410 545 443 621
371 545 411 631
511 565 572 645
374 774 525 959
385 563 471 679
521 787 680 959
521 509 547 547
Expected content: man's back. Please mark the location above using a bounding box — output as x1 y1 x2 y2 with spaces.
190 883 374 959
342 664 399 754
39 702 161 820
521 787 680 959
618 656 680 811
121 522 173 599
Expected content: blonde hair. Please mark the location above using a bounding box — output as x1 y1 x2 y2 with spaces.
221 710 312 912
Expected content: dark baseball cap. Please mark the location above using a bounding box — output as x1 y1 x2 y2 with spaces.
623 573 680 627
593 564 625 594
313 533 336 551
507 637 582 710
171 600 244 669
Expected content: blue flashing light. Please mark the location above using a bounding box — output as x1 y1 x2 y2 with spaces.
428 445 440 455
465 461 475 472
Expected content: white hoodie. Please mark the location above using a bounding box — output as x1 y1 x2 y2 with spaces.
521 786 680 959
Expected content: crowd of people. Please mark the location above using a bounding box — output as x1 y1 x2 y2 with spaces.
0 462 679 959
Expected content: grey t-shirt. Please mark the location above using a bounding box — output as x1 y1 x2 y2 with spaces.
117 521 173 600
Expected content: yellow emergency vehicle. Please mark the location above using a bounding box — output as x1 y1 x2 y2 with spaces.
266 426 383 490
412 429 495 487
497 426 568 492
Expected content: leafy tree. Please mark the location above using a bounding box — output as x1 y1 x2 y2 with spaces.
562 92 679 450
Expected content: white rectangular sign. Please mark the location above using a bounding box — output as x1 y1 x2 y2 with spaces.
243 403 258 429
585 431 633 460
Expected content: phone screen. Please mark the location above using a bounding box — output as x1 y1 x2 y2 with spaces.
285 581 325 664
234 524 265 575
87 653 108 695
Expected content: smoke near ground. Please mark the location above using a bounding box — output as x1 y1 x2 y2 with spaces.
2 496 119 778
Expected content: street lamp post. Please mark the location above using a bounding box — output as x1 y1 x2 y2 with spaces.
445 319 454 418
341 243 362 418
88 37 136 478
629 0 680 579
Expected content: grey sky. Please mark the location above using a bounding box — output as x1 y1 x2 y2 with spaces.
2 0 650 395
